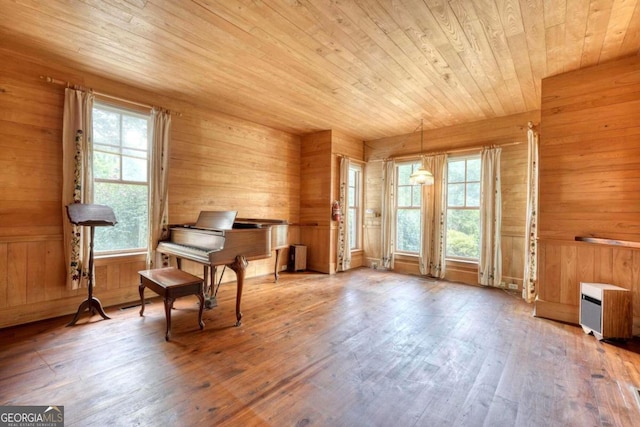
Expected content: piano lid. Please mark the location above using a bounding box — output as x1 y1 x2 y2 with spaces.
195 210 237 230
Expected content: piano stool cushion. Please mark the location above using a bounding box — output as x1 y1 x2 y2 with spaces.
138 267 205 341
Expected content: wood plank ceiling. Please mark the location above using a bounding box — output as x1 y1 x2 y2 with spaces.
1 0 639 141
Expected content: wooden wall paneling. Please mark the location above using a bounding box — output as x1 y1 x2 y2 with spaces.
501 235 525 288
299 131 332 273
594 246 613 284
299 225 332 274
26 241 46 304
633 251 640 334
536 55 640 326
94 265 110 291
43 239 64 302
169 111 301 225
332 130 364 160
612 248 634 289
501 235 514 284
7 242 27 307
538 242 561 303
560 245 577 305
365 111 540 161
444 260 478 285
0 243 7 309
575 245 595 285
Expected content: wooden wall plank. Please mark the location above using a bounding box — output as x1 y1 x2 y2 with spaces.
26 242 46 304
7 243 28 307
0 244 7 309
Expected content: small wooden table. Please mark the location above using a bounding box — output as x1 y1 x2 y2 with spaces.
138 267 205 341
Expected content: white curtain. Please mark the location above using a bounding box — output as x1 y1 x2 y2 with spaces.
337 156 351 271
380 159 396 269
523 126 539 302
62 87 94 290
419 154 447 278
478 147 502 286
146 108 172 269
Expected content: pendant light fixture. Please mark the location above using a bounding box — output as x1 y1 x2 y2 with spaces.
409 119 434 185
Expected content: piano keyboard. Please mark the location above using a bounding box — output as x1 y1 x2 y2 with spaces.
156 241 218 264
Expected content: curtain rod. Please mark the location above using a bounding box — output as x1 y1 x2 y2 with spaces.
368 140 524 163
40 75 182 116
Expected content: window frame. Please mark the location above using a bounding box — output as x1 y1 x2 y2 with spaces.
394 160 423 255
444 154 481 262
92 100 151 257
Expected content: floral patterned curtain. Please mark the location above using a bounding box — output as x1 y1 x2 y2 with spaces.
62 87 94 290
478 147 502 287
419 154 447 278
380 160 396 269
337 156 351 271
146 108 172 269
523 124 539 302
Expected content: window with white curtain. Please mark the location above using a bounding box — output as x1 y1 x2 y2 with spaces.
445 155 481 260
92 101 150 254
348 163 362 250
395 161 422 254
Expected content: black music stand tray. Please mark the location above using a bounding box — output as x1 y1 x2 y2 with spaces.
65 203 117 326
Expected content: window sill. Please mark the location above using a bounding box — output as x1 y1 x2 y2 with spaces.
95 252 146 266
445 258 478 265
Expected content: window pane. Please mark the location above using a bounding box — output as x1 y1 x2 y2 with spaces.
93 109 120 145
467 158 481 181
448 160 465 182
397 164 414 185
448 183 465 207
348 187 355 206
349 208 357 250
396 208 420 252
122 156 147 182
412 187 421 206
122 116 148 149
466 182 480 207
94 152 120 180
94 182 148 251
445 209 480 259
397 186 412 206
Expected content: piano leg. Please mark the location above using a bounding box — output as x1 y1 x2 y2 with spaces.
227 255 248 326
274 248 282 283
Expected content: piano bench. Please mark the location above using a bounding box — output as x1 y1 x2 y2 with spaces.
138 267 205 341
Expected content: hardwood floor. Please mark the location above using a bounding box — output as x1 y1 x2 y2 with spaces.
1 268 639 426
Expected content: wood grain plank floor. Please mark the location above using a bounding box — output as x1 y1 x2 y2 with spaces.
1 268 639 426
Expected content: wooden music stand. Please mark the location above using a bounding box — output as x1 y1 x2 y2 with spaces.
65 203 117 326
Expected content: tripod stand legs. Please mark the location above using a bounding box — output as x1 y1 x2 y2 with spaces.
67 296 110 326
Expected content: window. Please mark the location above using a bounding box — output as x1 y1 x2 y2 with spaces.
395 161 422 254
445 156 481 260
92 102 150 254
348 163 362 250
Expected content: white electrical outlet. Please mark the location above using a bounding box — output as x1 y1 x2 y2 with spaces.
508 283 518 290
